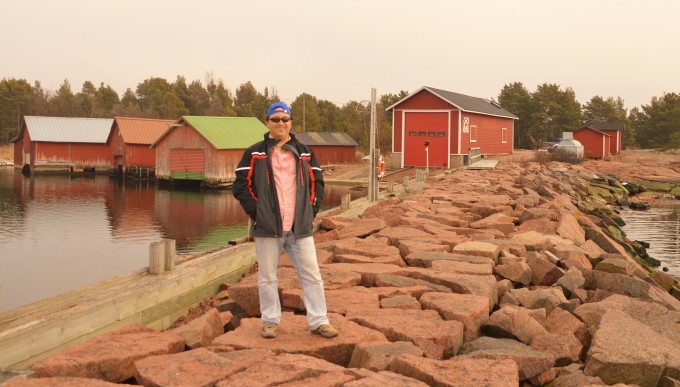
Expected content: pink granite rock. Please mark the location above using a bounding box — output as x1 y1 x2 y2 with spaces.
375 226 433 245
429 260 494 275
584 309 675 386
167 308 224 348
348 341 424 371
343 370 429 386
556 213 586 246
408 269 498 307
3 378 121 386
334 253 406 267
508 231 552 251
397 239 451 256
483 305 549 345
29 324 185 382
387 353 519 387
373 274 452 293
546 307 590 348
321 263 412 287
349 309 464 359
380 294 421 310
458 336 554 380
526 252 565 286
518 217 558 234
134 347 274 386
212 313 388 366
452 240 501 260
470 212 516 235
336 217 387 238
419 292 489 343
404 251 494 268
215 352 352 386
530 332 583 366
495 262 532 286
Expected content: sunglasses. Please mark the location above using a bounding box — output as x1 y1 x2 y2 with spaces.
269 117 291 123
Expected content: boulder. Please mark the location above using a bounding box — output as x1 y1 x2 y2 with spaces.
349 309 464 359
387 353 519 387
347 341 424 371
458 336 554 380
134 347 274 386
29 324 185 382
167 308 225 349
212 313 388 366
419 292 489 343
482 305 549 345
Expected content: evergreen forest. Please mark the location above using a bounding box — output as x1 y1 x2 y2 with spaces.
1 75 679 152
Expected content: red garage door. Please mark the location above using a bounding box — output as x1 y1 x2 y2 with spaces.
169 149 205 180
403 112 448 167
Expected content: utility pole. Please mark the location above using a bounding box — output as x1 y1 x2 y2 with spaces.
368 88 378 202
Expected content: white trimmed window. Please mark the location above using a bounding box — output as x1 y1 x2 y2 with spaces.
502 127 507 143
470 125 478 143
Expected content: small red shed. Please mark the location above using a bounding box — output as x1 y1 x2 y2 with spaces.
151 116 268 187
386 86 518 168
572 125 612 159
293 131 359 165
576 121 625 156
12 116 114 174
109 117 175 175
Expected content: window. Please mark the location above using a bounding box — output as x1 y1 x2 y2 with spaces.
437 132 445 137
470 125 478 142
502 127 507 143
418 132 426 136
409 131 416 136
428 132 435 137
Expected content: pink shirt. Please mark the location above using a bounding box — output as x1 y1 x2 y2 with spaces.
271 146 297 232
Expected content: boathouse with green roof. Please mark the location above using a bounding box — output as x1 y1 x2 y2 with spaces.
151 116 268 187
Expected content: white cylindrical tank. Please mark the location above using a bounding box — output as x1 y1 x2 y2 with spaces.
555 138 584 160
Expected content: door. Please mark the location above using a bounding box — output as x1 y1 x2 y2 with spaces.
403 112 448 167
169 149 205 180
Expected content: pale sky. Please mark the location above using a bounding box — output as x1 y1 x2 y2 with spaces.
2 0 679 110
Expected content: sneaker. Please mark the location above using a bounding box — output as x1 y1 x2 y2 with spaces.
261 323 277 339
311 324 338 338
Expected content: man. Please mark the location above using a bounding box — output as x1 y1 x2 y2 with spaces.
232 102 338 339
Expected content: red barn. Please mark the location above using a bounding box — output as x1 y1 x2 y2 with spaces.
386 86 518 168
151 116 268 187
575 121 624 157
109 117 175 176
12 116 114 174
293 131 359 165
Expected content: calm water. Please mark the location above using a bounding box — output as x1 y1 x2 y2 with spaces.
620 201 680 277
0 168 363 312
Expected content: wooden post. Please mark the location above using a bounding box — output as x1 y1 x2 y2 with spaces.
388 180 394 193
403 176 410 186
341 193 351 210
148 241 165 275
163 239 176 272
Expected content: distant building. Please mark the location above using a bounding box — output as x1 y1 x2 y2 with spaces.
573 121 625 158
293 131 359 165
385 86 518 169
109 117 175 176
12 116 113 174
151 116 268 187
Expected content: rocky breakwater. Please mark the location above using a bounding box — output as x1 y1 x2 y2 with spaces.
4 160 680 387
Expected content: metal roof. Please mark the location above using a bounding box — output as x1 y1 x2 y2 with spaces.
153 116 269 149
583 121 625 131
114 117 175 145
21 116 114 143
294 131 359 147
385 86 519 120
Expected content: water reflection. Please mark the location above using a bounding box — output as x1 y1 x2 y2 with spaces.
0 168 363 312
620 201 680 276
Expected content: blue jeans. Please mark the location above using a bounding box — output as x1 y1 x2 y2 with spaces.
254 233 330 329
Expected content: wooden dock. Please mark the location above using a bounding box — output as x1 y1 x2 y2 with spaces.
467 159 499 170
0 243 257 369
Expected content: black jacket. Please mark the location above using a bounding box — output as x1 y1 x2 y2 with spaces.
232 132 324 239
